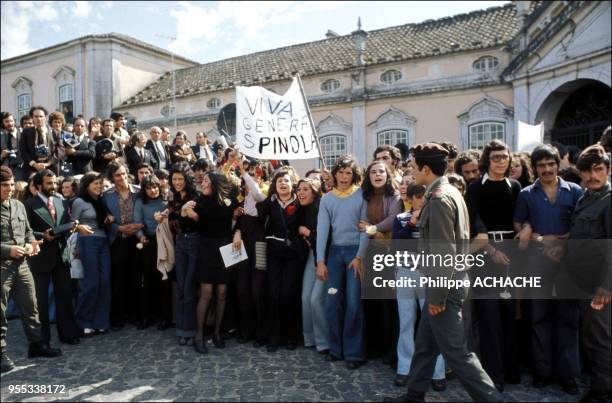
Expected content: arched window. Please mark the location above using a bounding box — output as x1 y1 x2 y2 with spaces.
468 122 505 149
321 79 340 94
380 69 402 84
17 94 32 120
207 98 221 109
377 129 408 147
473 56 499 74
320 135 347 168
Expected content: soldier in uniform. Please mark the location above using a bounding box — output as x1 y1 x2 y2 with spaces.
389 143 502 402
1 166 61 373
568 144 611 403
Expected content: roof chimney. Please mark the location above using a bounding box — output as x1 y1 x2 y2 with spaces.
351 17 368 66
325 29 339 39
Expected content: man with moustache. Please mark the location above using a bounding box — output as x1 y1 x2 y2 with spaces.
454 150 481 187
24 170 90 346
1 112 25 181
513 144 583 394
568 144 611 403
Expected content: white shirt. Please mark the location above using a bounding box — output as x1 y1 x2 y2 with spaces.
481 172 512 188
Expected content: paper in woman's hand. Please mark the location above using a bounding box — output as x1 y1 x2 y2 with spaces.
219 242 248 268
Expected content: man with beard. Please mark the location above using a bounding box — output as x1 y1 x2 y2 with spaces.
24 170 90 346
1 112 25 181
454 150 481 187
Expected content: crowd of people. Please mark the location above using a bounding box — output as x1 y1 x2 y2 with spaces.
1 106 610 403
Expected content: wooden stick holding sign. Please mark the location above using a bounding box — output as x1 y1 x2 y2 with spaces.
295 74 326 171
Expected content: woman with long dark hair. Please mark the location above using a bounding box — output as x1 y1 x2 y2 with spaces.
70 171 111 336
256 167 303 352
167 168 200 346
360 160 402 365
297 178 330 355
134 175 171 330
181 172 241 354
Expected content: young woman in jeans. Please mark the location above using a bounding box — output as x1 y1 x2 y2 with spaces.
298 178 330 356
316 156 369 369
70 172 111 336
167 168 199 346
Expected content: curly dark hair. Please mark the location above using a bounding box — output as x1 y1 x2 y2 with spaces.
267 168 296 200
205 172 233 206
362 160 397 201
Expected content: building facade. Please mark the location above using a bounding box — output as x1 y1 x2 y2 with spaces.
1 33 196 123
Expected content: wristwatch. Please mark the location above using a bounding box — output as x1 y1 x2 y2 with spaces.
536 235 544 243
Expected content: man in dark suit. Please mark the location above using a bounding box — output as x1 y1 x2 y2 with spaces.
19 106 56 178
145 126 170 170
24 170 81 345
125 131 156 176
191 132 215 162
64 117 95 175
93 119 122 174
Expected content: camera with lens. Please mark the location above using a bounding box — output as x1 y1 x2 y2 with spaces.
62 131 81 149
35 144 51 161
7 149 22 167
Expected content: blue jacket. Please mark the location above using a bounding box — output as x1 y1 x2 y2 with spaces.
103 184 141 244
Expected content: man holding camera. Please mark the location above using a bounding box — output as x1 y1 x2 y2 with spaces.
0 112 26 181
19 106 56 178
24 170 89 346
1 166 61 373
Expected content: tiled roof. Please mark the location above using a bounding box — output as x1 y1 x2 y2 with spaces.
121 3 520 107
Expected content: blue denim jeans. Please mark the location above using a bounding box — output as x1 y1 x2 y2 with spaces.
396 267 445 379
325 245 365 362
76 236 111 330
174 232 200 337
302 251 329 352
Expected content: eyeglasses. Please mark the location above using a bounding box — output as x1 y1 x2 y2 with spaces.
489 154 509 162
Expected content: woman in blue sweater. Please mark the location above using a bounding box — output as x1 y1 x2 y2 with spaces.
134 175 170 330
316 156 369 369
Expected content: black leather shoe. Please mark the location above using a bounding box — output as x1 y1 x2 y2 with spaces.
318 349 330 356
394 374 409 387
1 350 15 373
60 337 80 345
28 342 62 358
431 379 447 391
236 334 252 344
212 334 226 349
286 342 297 350
533 376 550 388
326 354 340 362
194 337 208 354
561 377 579 395
579 390 612 403
156 320 172 331
346 361 364 370
110 322 124 332
253 340 266 348
136 320 149 330
505 374 521 384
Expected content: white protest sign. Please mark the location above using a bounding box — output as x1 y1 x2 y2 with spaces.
517 121 544 153
236 78 320 160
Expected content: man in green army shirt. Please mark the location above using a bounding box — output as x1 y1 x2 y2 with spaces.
389 143 502 402
1 166 61 373
568 144 611 403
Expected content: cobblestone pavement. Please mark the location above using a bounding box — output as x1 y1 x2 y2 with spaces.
1 320 586 402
